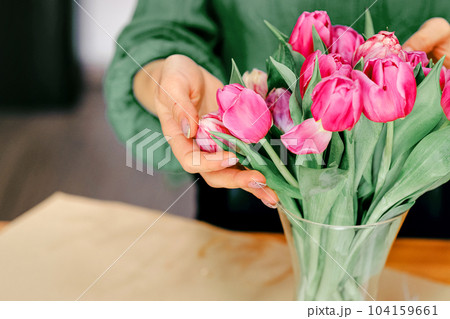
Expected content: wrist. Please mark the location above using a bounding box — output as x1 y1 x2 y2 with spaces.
133 59 164 115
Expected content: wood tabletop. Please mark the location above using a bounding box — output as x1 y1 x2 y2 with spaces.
0 220 448 284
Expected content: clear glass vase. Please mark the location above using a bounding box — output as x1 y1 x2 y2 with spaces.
278 205 408 301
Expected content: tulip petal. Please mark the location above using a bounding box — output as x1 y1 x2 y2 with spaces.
281 119 332 154
222 88 273 143
442 84 450 120
217 84 244 114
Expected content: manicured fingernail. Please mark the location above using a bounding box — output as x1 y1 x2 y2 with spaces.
262 200 277 209
181 117 190 138
248 181 267 189
221 157 239 167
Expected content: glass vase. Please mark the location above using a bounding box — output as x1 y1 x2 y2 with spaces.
278 205 408 301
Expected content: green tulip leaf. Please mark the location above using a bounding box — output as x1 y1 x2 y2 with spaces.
296 166 349 223
353 57 364 71
312 25 328 54
413 62 426 86
352 115 383 193
267 42 297 91
211 131 302 199
210 136 246 164
269 57 297 89
378 201 414 222
229 59 245 86
302 55 322 118
289 46 306 74
264 20 289 43
392 57 445 162
326 132 344 168
364 9 375 39
367 125 450 224
289 87 303 125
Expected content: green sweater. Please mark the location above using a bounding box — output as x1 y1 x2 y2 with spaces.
104 0 449 174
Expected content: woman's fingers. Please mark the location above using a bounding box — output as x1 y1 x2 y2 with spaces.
403 18 450 68
201 168 279 206
167 133 240 173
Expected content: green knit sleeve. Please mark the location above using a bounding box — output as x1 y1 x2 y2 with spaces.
104 0 225 173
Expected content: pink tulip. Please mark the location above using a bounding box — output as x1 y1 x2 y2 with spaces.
217 83 244 114
405 50 429 68
289 11 332 58
243 68 268 98
352 31 407 66
266 88 294 133
329 25 365 63
217 84 272 143
310 75 363 131
299 51 352 97
281 118 332 154
441 83 450 120
195 112 232 153
352 55 417 123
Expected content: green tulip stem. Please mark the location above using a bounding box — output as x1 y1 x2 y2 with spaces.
260 137 298 188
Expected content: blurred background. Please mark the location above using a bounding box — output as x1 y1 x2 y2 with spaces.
0 0 196 222
0 1 447 238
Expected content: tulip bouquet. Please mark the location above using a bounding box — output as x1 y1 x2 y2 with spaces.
195 10 450 300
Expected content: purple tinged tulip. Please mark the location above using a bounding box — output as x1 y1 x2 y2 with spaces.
310 75 363 131
329 25 365 63
266 88 294 133
243 68 268 98
405 50 429 68
352 55 417 123
281 118 332 154
289 11 332 58
217 84 273 143
352 31 407 66
195 112 231 153
299 51 352 97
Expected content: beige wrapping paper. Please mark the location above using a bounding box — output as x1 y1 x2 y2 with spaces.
0 193 448 301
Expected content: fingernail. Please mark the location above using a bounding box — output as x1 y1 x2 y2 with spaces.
248 181 267 189
262 200 277 209
181 117 190 138
403 46 412 52
221 157 239 167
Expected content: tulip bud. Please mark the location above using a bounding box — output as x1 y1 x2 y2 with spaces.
352 55 417 123
289 11 332 58
329 25 365 63
352 31 407 66
299 51 352 97
311 74 363 131
243 68 268 98
441 82 450 120
405 50 429 68
195 112 231 153
281 118 332 154
266 88 294 133
217 84 273 143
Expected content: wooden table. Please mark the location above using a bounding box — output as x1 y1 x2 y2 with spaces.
0 219 448 285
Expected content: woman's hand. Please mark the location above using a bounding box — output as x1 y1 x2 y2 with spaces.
403 18 450 68
133 54 279 207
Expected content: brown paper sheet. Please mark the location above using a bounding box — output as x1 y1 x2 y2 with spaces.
0 193 448 301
